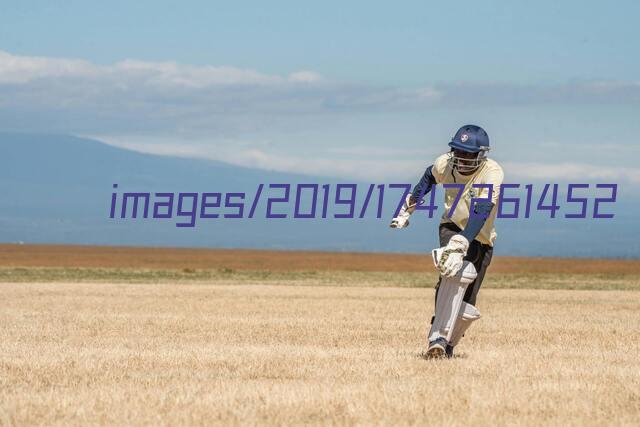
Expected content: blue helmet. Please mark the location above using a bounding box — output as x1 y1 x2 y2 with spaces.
447 125 490 173
449 124 490 153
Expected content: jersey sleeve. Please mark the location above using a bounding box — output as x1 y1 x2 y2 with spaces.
481 163 504 204
431 153 449 183
410 154 450 202
411 165 436 202
460 162 504 242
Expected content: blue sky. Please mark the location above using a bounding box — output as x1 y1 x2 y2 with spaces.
1 1 639 184
2 1 638 84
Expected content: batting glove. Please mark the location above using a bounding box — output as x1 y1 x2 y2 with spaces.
390 194 417 229
436 234 469 277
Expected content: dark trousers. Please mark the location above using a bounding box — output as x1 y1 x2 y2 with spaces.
435 222 493 306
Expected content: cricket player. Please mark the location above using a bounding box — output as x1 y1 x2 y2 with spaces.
390 124 504 358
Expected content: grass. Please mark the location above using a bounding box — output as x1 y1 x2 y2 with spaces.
1 281 639 425
1 266 639 290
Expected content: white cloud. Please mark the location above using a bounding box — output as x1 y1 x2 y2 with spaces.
288 70 323 83
112 60 282 87
216 149 426 181
93 135 425 181
1 50 637 127
0 50 100 83
503 162 640 184
0 50 448 136
0 50 281 86
93 134 640 184
2 50 639 184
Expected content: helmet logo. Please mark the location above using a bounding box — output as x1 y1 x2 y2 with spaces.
461 134 469 142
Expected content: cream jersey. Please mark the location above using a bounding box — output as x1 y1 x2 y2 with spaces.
430 153 504 246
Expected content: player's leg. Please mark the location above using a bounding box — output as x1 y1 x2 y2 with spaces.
464 243 493 306
448 302 481 348
426 256 477 358
429 222 463 357
433 222 460 306
428 223 493 358
445 243 493 356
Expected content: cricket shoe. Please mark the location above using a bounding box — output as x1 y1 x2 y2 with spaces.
445 344 454 358
426 337 448 359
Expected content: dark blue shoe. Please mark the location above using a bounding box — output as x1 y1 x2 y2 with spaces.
445 344 454 358
426 337 448 358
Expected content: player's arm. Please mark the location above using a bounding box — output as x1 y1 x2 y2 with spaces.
410 165 437 206
460 201 494 241
437 167 503 277
460 168 503 241
390 165 437 228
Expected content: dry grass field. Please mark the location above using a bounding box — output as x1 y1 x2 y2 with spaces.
1 245 640 426
3 243 640 274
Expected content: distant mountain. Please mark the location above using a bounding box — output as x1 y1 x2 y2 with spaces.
1 132 638 257
0 132 394 251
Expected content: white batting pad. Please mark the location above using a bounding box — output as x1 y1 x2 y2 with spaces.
428 261 477 343
449 303 481 347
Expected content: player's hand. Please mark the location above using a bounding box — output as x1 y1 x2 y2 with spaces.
389 194 416 229
436 234 469 277
390 217 409 228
